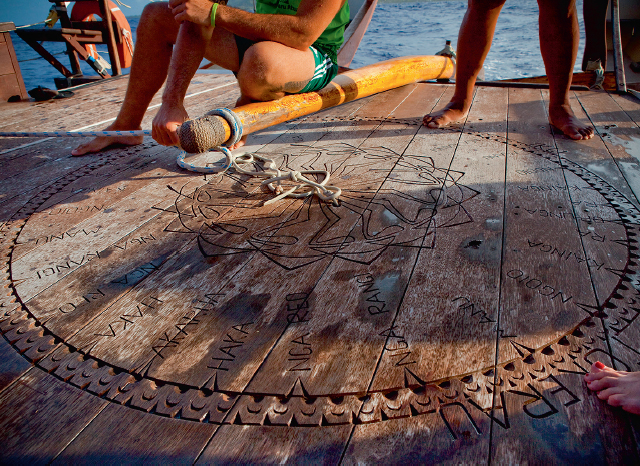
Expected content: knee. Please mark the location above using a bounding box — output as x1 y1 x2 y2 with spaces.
138 2 176 42
141 1 169 20
537 0 576 16
468 0 506 12
236 43 281 101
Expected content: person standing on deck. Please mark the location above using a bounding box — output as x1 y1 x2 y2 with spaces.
423 0 595 141
72 0 349 155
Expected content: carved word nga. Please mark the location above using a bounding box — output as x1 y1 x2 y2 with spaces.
288 332 312 372
380 325 416 366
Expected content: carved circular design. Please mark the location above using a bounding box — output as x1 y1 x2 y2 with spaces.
1 127 638 426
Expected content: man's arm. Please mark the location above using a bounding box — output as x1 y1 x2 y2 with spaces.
152 21 213 146
171 0 347 51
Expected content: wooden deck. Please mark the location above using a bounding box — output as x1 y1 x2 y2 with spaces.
1 71 640 463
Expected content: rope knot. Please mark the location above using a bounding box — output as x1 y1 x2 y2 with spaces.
289 171 302 181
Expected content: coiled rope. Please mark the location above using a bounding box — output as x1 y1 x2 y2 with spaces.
177 108 341 206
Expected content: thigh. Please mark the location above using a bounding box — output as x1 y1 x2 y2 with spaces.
239 41 317 93
203 28 243 71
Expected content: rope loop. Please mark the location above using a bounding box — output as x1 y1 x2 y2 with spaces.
205 107 243 148
176 107 342 205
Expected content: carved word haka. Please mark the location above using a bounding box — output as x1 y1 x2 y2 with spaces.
208 322 254 371
152 310 201 358
152 293 225 358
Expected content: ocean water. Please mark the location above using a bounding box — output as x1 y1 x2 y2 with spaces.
9 0 586 92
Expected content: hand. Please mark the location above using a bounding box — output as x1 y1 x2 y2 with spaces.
152 102 189 146
168 0 213 26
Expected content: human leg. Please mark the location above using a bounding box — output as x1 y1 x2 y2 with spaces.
208 39 318 149
423 0 506 128
537 0 594 140
72 2 181 155
585 361 640 415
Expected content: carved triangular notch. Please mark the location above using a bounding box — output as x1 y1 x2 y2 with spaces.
287 377 310 398
202 373 220 393
403 367 426 388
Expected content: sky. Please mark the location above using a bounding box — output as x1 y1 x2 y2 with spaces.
0 0 151 27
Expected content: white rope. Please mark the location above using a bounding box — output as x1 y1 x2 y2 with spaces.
177 147 342 206
0 127 341 206
0 130 150 138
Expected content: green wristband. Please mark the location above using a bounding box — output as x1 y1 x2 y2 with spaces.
210 3 219 28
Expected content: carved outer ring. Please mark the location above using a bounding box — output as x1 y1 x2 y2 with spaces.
0 129 638 426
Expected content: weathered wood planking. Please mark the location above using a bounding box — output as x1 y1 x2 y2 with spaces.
487 88 635 463
51 403 216 464
197 424 352 463
16 86 376 382
143 88 414 390
576 91 640 206
0 73 640 463
236 84 447 397
343 84 503 463
0 369 107 464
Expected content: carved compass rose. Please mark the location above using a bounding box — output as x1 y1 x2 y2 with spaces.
2 128 639 430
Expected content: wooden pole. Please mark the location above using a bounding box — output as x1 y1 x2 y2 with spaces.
98 0 122 75
610 0 627 93
179 55 455 153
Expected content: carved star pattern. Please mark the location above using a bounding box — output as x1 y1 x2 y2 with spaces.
164 143 480 270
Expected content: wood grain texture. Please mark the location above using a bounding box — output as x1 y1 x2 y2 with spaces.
0 369 107 464
0 74 639 462
52 403 216 464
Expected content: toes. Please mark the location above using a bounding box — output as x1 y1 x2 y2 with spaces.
606 393 624 408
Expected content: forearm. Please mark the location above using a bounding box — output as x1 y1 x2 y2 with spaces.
215 6 320 50
162 22 213 105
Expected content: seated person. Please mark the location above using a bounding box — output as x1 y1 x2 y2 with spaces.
423 0 594 141
73 0 349 155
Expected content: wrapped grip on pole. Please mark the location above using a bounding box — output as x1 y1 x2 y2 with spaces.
178 115 228 153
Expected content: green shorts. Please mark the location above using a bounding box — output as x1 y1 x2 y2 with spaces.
298 45 339 93
234 36 338 94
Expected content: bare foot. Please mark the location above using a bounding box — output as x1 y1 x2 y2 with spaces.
423 100 470 129
71 124 144 156
549 104 594 140
584 361 640 415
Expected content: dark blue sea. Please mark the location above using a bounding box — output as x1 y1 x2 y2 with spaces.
9 0 586 92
